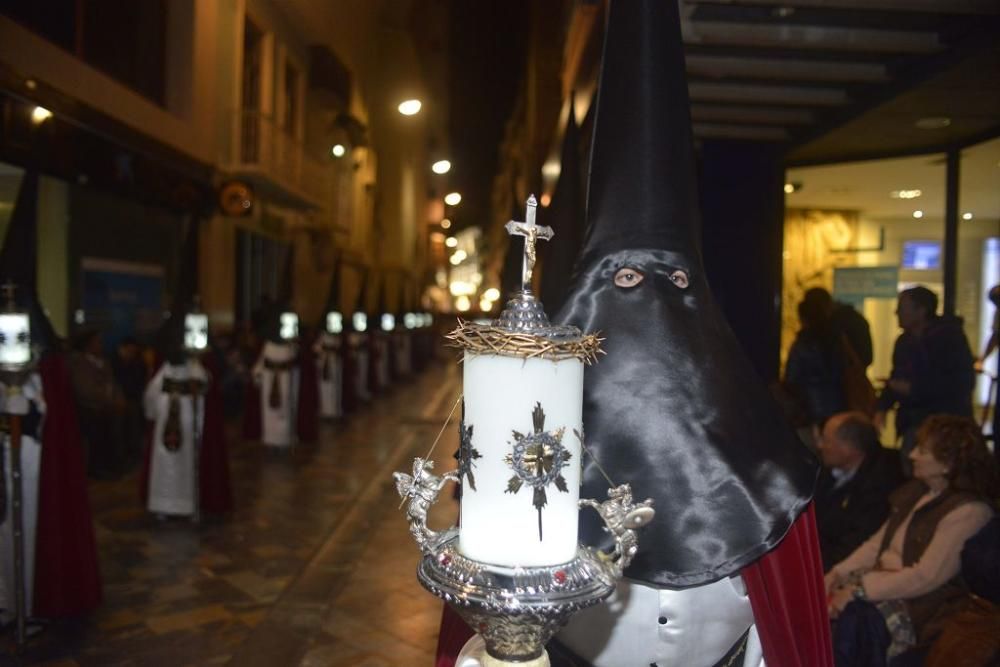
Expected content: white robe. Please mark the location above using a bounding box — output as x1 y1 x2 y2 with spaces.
0 372 44 618
253 341 299 448
315 334 343 419
393 333 412 376
144 361 206 516
349 334 370 401
557 577 764 667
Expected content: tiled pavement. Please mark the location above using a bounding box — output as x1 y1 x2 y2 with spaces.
2 361 462 666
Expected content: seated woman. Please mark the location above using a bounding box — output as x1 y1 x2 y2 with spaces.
825 414 998 665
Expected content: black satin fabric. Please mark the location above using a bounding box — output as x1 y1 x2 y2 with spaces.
557 248 819 587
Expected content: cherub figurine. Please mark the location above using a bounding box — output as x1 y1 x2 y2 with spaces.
394 457 458 553
579 484 655 577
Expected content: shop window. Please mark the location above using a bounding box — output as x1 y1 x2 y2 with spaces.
956 137 1000 430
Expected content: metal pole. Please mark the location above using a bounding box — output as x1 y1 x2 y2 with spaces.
192 376 202 524
8 413 27 646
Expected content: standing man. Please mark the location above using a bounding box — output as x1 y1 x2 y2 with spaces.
875 286 975 473
814 412 903 570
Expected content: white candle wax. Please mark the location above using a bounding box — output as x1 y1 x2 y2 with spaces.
459 352 583 567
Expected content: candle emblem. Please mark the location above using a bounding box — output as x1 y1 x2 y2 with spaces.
504 402 571 540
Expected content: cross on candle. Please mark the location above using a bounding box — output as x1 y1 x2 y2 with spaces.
504 195 554 292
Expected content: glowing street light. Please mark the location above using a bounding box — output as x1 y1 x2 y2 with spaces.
331 144 346 158
31 106 52 125
445 237 458 248
398 99 422 116
444 192 462 206
432 160 451 174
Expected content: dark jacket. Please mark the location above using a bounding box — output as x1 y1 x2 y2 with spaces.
876 315 975 435
784 328 846 425
816 447 904 571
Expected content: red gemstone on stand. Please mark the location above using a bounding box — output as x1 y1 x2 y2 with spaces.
553 570 567 584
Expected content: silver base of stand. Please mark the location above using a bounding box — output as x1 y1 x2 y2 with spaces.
417 530 615 663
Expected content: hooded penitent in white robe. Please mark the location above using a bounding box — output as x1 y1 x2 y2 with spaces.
253 341 299 448
0 372 44 619
349 333 370 402
143 360 207 516
315 333 343 419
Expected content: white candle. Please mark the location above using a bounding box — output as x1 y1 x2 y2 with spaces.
459 352 583 567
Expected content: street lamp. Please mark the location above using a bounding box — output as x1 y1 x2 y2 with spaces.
398 99 422 116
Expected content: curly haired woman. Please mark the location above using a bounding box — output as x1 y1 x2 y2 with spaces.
825 415 999 665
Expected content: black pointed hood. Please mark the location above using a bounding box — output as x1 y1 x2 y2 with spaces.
578 0 701 268
0 170 58 350
499 195 525 298
158 217 202 363
323 254 344 315
539 95 584 315
555 0 817 587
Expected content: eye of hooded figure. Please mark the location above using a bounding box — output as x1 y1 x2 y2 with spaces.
614 267 644 288
669 269 689 289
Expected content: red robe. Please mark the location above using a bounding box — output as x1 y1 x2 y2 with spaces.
33 352 103 617
434 505 833 667
139 357 233 515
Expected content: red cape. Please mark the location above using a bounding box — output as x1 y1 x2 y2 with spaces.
33 352 103 617
139 357 234 514
434 504 832 667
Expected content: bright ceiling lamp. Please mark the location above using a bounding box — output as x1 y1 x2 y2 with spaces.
432 160 451 174
398 99 422 116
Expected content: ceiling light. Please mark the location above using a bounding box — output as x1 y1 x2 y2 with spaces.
445 236 458 248
962 212 973 220
440 218 452 229
890 189 921 199
432 160 451 174
483 287 500 301
398 99 422 116
444 192 462 206
912 210 924 219
31 106 52 124
331 143 346 158
914 117 951 130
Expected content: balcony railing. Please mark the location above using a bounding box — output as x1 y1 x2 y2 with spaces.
229 109 337 222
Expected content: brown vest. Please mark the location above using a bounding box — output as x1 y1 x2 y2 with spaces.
878 479 978 642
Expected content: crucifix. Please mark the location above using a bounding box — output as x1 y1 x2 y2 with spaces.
504 195 554 292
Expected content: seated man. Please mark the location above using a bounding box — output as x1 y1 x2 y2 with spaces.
815 411 904 571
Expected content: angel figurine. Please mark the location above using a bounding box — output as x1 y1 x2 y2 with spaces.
394 457 458 553
579 484 655 577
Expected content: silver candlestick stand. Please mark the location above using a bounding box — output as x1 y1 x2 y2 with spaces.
394 459 653 666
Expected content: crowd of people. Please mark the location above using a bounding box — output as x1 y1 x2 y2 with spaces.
782 284 1000 666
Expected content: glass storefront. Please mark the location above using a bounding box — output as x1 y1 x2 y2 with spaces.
782 138 1000 440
